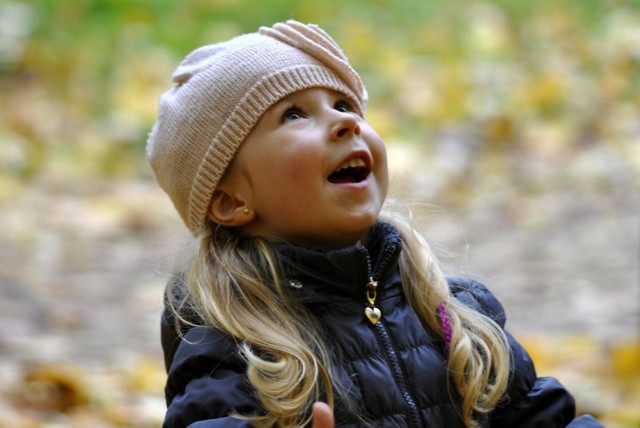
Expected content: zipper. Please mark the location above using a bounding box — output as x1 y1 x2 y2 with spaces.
375 322 422 428
361 243 397 326
361 244 422 428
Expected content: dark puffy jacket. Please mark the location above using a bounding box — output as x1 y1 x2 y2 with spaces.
161 222 602 427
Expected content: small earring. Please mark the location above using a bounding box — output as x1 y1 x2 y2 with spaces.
243 208 250 215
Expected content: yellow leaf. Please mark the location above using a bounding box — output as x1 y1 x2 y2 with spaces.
15 363 90 413
125 358 167 393
609 341 640 383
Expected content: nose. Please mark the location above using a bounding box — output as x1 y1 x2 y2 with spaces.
330 112 361 142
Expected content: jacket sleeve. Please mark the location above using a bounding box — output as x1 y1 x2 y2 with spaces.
162 324 261 428
448 278 604 428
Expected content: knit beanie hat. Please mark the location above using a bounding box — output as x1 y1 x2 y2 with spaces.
147 20 368 236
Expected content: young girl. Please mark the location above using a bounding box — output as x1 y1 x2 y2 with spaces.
147 20 601 428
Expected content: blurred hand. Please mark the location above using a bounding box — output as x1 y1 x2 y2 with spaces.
312 402 335 428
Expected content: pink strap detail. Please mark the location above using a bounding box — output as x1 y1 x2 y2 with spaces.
438 302 452 350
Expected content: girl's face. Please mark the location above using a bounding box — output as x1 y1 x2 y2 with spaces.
228 87 388 249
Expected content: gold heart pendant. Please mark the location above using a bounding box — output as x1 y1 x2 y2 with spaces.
365 307 381 325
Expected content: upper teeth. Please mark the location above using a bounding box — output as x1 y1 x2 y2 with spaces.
335 157 366 172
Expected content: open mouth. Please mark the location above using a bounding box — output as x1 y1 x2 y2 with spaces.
328 156 370 184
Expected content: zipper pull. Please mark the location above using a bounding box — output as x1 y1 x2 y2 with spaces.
364 277 381 325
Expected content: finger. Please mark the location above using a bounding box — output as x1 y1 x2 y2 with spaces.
311 401 334 428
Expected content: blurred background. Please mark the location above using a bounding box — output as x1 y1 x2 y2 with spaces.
0 0 638 426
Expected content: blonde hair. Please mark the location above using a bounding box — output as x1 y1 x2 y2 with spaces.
383 208 511 426
169 211 511 427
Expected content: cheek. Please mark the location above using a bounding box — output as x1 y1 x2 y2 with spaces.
279 147 323 180
372 138 389 178
258 154 320 202
283 163 305 181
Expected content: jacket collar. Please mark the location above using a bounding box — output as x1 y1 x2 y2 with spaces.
274 222 402 303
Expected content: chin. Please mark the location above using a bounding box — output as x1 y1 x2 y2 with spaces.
351 208 382 229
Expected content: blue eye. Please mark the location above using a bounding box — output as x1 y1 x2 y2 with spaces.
334 101 353 113
282 106 304 122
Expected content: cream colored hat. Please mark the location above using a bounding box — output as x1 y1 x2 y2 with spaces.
147 20 367 235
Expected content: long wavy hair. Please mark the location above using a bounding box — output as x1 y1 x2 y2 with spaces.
168 206 511 427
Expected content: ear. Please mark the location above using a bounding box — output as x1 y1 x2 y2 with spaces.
207 188 254 227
